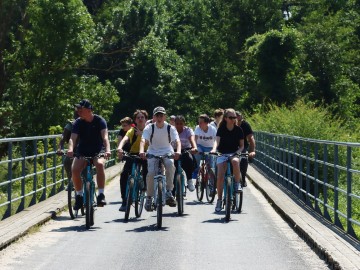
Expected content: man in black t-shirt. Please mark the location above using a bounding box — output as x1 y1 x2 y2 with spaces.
67 99 111 210
236 111 256 187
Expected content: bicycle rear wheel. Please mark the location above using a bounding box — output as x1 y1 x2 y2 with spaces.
85 182 91 229
67 181 76 219
157 180 163 229
176 173 184 216
196 171 204 201
225 177 231 222
135 181 145 218
124 178 134 222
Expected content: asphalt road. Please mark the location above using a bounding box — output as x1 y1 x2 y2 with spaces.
0 178 329 270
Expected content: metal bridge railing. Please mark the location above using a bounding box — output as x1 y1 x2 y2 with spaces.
254 131 360 239
0 131 119 220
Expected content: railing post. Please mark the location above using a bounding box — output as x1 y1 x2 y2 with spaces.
298 140 304 201
31 140 38 206
19 141 26 212
346 146 356 238
323 144 331 221
314 144 321 214
5 142 13 218
41 139 48 201
333 145 342 228
305 141 311 207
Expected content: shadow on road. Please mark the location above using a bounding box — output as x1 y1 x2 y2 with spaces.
51 225 101 232
125 224 169 232
186 200 212 206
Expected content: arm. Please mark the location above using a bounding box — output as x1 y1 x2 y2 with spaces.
117 135 123 147
117 135 130 159
211 136 220 153
189 134 197 154
67 133 78 158
139 138 147 159
101 129 111 158
237 139 244 154
174 139 181 160
57 128 71 153
247 134 256 158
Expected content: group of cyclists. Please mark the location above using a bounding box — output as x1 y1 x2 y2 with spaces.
57 99 256 215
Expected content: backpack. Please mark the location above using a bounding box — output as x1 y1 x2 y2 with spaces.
150 123 171 144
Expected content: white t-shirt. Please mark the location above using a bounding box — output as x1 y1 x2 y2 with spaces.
142 122 179 155
194 124 217 148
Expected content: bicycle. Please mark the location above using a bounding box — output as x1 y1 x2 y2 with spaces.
195 152 216 203
122 152 146 222
210 152 248 222
147 153 173 229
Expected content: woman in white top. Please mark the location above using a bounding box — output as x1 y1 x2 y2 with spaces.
193 114 217 178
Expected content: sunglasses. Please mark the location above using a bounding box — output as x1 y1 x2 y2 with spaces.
227 116 237 119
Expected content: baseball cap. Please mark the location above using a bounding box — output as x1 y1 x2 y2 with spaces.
153 106 166 115
74 99 93 110
170 115 176 120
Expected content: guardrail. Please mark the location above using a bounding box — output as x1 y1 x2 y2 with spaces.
254 131 360 240
0 131 119 220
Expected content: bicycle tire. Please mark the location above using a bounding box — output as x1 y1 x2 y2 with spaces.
135 184 145 218
85 182 91 229
225 177 231 222
236 190 243 213
89 182 95 226
205 169 216 203
176 173 184 216
196 171 204 201
124 178 134 222
67 181 75 219
157 179 163 229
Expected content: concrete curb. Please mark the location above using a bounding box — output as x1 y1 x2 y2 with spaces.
247 165 360 270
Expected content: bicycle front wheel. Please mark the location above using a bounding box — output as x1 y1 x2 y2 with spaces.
135 181 145 218
205 169 216 203
225 177 231 222
157 179 163 229
176 173 184 216
235 190 243 213
67 181 76 219
124 178 134 222
196 171 204 201
85 182 91 229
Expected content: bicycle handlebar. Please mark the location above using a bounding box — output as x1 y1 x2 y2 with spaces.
209 152 249 158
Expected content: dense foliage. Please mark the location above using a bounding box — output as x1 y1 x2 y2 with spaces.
0 0 359 138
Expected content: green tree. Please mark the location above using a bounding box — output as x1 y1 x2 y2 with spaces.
2 0 119 136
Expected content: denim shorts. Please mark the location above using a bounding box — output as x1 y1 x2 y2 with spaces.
216 153 236 165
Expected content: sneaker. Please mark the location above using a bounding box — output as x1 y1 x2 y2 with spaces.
165 191 177 207
215 199 222 212
242 179 247 187
97 193 107 207
145 196 153 212
74 195 83 210
119 201 126 212
234 182 243 193
187 179 195 192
